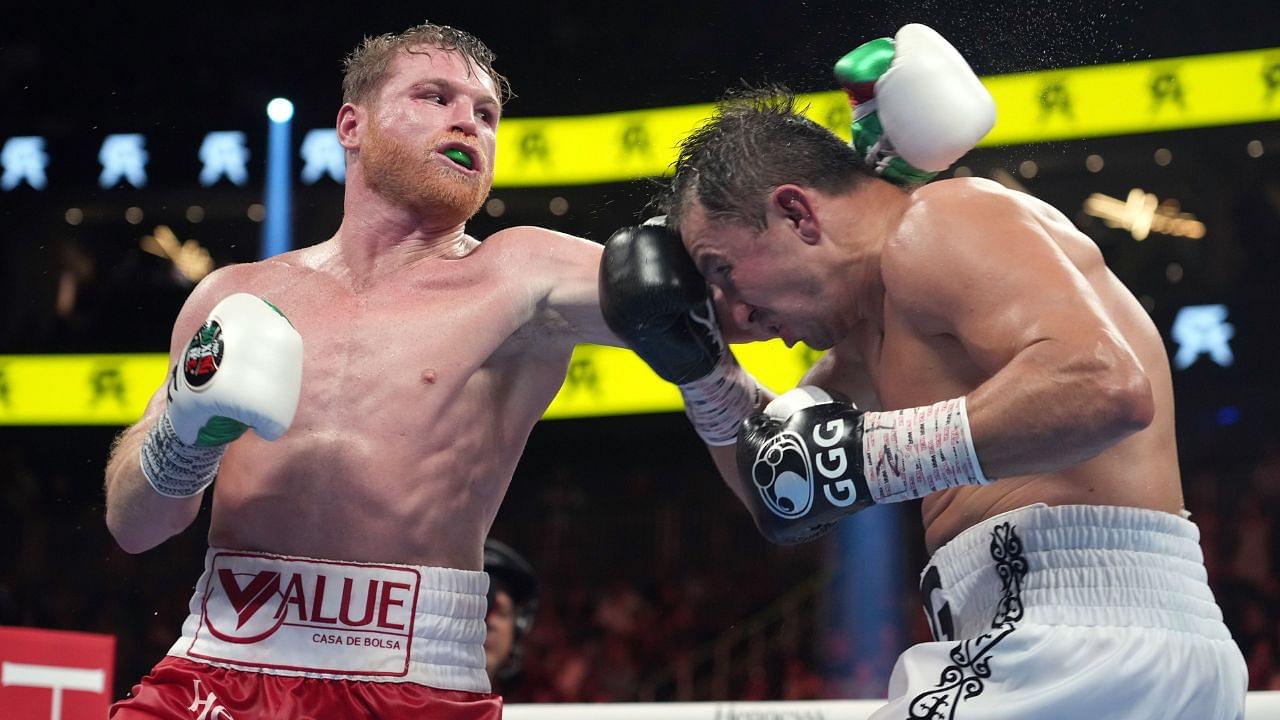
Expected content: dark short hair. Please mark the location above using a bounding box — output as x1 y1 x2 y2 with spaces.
655 87 874 230
342 22 513 106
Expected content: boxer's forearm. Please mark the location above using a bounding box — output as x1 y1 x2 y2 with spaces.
703 385 777 511
708 443 756 509
104 415 202 554
965 338 1155 479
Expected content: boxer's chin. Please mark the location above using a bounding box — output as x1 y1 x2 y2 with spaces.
801 325 838 351
415 169 489 225
806 336 836 351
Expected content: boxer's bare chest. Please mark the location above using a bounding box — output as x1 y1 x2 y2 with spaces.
260 262 537 432
208 254 569 566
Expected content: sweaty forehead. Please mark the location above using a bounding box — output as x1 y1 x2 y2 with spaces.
388 47 498 98
679 202 745 257
676 202 714 251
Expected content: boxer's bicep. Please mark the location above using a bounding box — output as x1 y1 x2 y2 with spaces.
888 194 1153 476
491 227 622 349
543 239 621 347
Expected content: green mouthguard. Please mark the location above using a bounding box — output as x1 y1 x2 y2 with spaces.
443 148 473 169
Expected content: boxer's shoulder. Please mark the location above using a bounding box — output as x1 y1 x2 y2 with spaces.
184 256 311 310
481 224 602 294
903 177 1022 223
177 263 258 318
888 179 1035 267
878 179 1030 333
483 225 600 261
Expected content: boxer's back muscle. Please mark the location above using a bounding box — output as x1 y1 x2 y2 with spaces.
200 236 572 569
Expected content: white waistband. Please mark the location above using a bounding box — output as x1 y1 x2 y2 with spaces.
922 504 1231 642
167 548 492 693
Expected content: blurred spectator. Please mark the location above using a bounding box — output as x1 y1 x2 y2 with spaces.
484 538 541 691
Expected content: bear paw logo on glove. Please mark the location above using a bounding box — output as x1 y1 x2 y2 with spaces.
750 431 815 519
183 321 225 388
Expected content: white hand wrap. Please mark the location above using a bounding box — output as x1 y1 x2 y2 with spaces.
860 397 990 502
140 412 225 498
679 350 763 446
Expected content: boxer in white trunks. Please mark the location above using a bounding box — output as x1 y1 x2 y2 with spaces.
104 23 615 719
599 26 1249 720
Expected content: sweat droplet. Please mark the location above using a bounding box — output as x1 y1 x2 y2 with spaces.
443 149 473 169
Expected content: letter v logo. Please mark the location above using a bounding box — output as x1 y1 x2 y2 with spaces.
216 569 281 630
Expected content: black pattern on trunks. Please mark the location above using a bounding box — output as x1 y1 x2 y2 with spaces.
906 522 1027 720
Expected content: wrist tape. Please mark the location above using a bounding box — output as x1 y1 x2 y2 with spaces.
860 396 990 502
679 350 762 446
140 412 226 498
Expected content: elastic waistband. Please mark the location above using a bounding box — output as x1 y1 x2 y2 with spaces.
922 504 1229 642
167 548 491 693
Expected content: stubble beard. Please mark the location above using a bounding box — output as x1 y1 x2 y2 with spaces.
362 126 490 226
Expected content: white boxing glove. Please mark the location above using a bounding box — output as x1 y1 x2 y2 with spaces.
140 293 303 497
835 23 996 184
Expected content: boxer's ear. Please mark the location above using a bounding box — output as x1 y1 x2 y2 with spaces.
772 185 821 245
336 103 365 152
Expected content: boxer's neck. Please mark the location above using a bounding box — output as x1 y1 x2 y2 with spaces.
334 179 477 280
830 180 909 324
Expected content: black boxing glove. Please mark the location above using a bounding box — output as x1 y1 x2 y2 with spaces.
600 221 761 445
599 223 718 383
738 387 991 544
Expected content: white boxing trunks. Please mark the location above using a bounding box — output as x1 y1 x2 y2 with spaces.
166 548 492 692
873 504 1248 720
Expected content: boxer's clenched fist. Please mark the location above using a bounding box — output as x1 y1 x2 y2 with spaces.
141 293 303 497
600 222 761 446
737 386 989 544
835 23 995 185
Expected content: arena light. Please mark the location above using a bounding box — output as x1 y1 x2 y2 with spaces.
1083 189 1206 241
98 134 148 189
139 226 214 284
261 98 294 258
0 136 49 190
300 129 345 184
267 97 294 123
198 132 250 186
1171 304 1234 370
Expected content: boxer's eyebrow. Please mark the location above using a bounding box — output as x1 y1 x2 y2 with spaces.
409 78 500 111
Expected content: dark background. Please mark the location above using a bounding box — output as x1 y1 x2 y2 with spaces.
3 0 1280 703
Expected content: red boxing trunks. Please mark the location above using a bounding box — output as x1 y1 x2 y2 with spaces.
110 548 500 719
